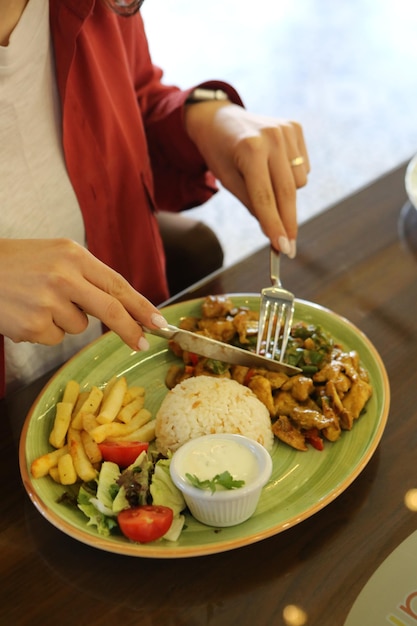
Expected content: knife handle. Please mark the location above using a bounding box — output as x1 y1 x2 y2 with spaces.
143 324 177 340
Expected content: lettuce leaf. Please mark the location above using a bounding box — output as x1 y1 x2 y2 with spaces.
77 485 118 537
150 456 185 517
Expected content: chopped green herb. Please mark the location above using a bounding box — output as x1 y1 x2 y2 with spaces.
186 471 245 494
205 359 230 375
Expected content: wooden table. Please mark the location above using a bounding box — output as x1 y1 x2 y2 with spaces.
2 161 417 626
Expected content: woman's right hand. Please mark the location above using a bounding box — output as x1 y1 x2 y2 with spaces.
0 238 166 351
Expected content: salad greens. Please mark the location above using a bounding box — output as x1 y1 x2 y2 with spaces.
78 482 119 536
150 456 185 516
76 450 185 540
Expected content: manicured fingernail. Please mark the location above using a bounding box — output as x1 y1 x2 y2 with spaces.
138 336 150 351
278 236 291 255
288 239 297 259
151 313 168 328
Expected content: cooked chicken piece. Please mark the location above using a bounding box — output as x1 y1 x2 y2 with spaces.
174 368 195 385
168 340 184 359
314 360 340 382
290 406 335 431
339 409 354 431
282 375 314 402
333 372 351 395
232 309 259 344
358 365 370 383
348 350 360 369
304 337 316 351
323 381 353 431
165 364 184 389
313 360 351 394
272 416 307 451
248 375 275 416
273 390 299 417
201 295 234 318
338 351 361 382
197 319 236 342
262 370 289 390
231 365 250 385
178 316 200 332
323 421 341 442
342 379 373 420
325 380 345 413
319 395 342 441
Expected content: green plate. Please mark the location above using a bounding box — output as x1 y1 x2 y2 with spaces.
19 295 390 558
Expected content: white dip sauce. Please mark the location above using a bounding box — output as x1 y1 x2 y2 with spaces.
179 437 259 487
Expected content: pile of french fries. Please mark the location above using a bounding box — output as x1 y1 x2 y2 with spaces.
30 375 155 485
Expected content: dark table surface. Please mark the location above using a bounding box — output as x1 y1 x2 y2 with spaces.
2 160 417 626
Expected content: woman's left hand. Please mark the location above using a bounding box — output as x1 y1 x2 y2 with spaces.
185 102 310 258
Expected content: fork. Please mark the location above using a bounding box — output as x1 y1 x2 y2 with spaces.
255 247 295 362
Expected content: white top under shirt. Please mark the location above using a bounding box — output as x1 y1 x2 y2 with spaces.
1 0 101 394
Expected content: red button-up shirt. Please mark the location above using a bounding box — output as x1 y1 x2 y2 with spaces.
0 0 241 397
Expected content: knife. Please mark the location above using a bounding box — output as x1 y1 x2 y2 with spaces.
144 324 301 376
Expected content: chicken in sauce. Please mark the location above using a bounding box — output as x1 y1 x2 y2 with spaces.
164 296 373 452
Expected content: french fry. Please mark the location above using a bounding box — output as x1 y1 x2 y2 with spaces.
88 423 123 444
80 430 102 465
31 445 69 478
96 376 127 424
82 412 99 433
81 385 104 415
117 396 145 424
49 467 61 483
102 375 118 401
107 419 156 443
31 375 155 485
121 386 145 407
58 453 78 485
68 428 98 482
62 379 80 406
72 390 90 418
89 408 152 443
49 402 73 449
71 386 103 430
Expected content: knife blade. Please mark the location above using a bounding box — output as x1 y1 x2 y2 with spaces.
144 324 301 376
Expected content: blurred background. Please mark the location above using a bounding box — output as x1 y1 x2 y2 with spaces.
142 0 417 266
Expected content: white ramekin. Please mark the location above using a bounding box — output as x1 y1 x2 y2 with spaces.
169 434 273 527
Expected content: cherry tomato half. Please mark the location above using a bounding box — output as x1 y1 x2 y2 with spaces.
118 505 174 543
98 441 149 467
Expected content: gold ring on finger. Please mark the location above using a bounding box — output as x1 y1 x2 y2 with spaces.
290 156 304 167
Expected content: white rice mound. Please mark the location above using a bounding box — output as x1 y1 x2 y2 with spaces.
155 375 274 455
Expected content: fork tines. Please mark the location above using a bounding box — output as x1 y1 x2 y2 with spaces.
256 289 294 362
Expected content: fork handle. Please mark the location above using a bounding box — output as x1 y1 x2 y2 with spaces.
270 247 282 287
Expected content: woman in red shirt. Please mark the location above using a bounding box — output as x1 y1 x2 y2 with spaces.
0 0 309 396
